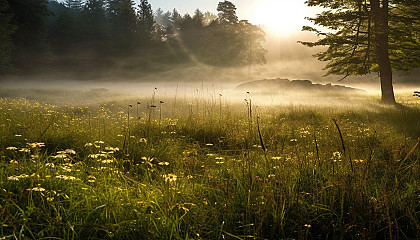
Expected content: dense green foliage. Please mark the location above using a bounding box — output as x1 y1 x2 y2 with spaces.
1 0 266 78
0 0 16 73
0 89 419 239
6 0 51 74
301 0 420 75
301 0 420 104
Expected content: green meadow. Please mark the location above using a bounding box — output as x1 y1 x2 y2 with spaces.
0 88 419 239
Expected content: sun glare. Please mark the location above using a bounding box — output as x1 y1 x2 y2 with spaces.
253 0 307 35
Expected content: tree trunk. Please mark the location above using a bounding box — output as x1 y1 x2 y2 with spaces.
371 0 396 104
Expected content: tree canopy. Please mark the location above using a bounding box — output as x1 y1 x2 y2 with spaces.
172 2 266 67
1 0 266 79
217 0 238 24
7 0 51 74
0 0 16 73
301 0 420 104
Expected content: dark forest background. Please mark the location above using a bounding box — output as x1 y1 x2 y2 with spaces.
0 0 267 79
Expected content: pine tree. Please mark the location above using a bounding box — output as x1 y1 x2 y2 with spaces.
0 0 16 73
161 10 172 28
182 1 266 67
154 7 164 25
203 11 217 26
237 20 267 68
137 0 155 41
300 0 420 104
8 0 52 74
171 8 182 26
192 9 204 27
82 0 107 40
82 0 108 48
217 1 238 24
107 0 137 50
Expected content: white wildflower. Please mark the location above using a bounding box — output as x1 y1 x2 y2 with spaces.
31 187 46 192
163 174 177 183
28 142 45 148
19 148 30 153
65 149 76 155
45 163 55 168
7 176 20 181
53 153 68 159
55 175 77 180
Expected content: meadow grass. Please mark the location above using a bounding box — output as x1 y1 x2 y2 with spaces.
0 89 419 239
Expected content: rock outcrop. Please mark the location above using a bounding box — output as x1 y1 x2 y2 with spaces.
235 78 366 94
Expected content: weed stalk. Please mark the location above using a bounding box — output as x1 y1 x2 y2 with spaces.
333 118 354 172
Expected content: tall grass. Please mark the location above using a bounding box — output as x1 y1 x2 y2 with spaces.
0 90 419 239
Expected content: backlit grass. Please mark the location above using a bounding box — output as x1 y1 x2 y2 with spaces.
0 90 419 239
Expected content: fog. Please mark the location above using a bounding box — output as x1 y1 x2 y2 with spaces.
3 0 420 105
1 30 419 97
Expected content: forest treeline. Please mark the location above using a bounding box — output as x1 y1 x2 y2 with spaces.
0 0 267 79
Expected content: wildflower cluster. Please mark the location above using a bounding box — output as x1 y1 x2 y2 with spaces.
53 149 76 160
7 174 30 181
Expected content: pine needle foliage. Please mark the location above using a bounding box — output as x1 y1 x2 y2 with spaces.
300 0 420 104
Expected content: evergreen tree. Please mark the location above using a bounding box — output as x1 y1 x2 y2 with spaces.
177 1 266 67
192 9 204 27
107 0 137 51
237 20 267 68
8 0 51 74
49 1 82 52
205 1 241 65
137 0 155 42
388 2 420 72
0 0 16 73
203 11 217 26
154 7 164 25
154 7 172 38
300 0 420 104
154 9 172 39
166 8 182 35
171 8 182 26
82 0 108 43
217 0 238 24
162 11 172 27
48 1 86 74
202 22 240 65
179 12 205 60
80 0 109 72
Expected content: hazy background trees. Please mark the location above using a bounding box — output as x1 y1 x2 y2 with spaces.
0 0 16 73
7 0 51 74
0 0 267 79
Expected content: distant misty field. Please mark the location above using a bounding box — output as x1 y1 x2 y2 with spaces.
0 88 419 239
